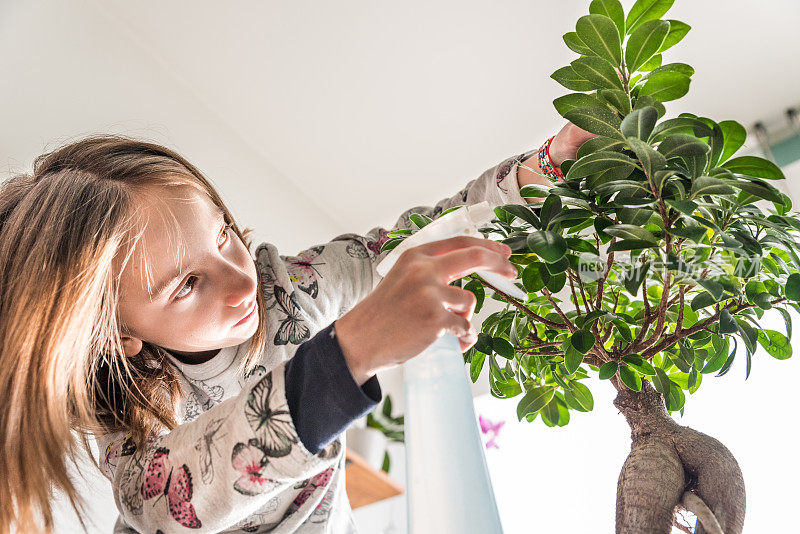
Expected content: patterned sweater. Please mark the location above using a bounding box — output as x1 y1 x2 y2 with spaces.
95 147 537 533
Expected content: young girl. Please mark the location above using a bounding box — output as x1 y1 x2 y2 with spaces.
0 124 590 533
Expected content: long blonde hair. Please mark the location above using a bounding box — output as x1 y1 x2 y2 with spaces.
0 135 268 533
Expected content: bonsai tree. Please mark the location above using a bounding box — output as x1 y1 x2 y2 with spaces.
383 0 799 532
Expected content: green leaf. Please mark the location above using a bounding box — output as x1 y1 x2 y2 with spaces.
539 194 563 229
664 381 685 411
665 199 697 215
701 338 729 374
470 351 486 382
621 107 659 141
645 62 695 80
598 89 631 115
758 329 792 360
572 56 624 90
565 345 585 374
546 272 567 293
519 185 550 198
516 386 555 421
527 231 568 263
381 451 391 473
618 365 642 391
626 0 675 35
551 66 595 92
589 0 626 37
787 273 800 301
564 106 625 141
657 134 710 159
718 309 737 334
653 367 671 395
637 53 662 72
464 279 485 314
541 397 563 427
717 120 747 164
690 176 735 198
521 262 546 293
409 213 432 229
632 95 666 118
475 332 493 354
625 19 669 72
599 361 618 379
622 355 656 375
492 337 515 359
502 204 541 227
576 14 623 67
563 32 593 55
571 329 597 354
607 239 659 252
553 93 605 117
577 136 626 159
627 137 666 178
603 224 658 243
567 150 638 179
639 71 691 102
723 156 786 180
568 381 595 411
649 117 708 143
691 291 716 311
657 20 691 53
624 260 650 295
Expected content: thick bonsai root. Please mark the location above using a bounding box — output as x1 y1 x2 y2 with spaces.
612 380 745 534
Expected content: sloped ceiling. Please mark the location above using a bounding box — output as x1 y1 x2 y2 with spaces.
95 0 800 234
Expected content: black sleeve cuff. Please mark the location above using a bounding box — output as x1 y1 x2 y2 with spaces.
284 321 382 454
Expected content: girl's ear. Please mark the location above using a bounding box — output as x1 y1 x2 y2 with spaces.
120 336 143 357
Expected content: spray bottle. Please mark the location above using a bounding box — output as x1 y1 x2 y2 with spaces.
375 201 525 534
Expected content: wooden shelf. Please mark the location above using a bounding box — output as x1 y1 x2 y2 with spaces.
344 448 405 509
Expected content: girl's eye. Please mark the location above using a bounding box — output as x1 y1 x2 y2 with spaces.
174 222 234 301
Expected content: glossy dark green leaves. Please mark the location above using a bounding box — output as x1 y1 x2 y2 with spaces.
576 14 623 66
516 386 555 421
723 156 785 180
527 231 568 263
599 361 618 379
564 106 625 140
626 0 675 35
625 19 669 72
571 329 597 354
640 71 691 102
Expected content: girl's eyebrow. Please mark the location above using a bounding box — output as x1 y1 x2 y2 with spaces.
149 209 227 300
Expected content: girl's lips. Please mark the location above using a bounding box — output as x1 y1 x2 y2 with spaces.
234 300 256 326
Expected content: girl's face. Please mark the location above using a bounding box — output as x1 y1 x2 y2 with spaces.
115 187 259 363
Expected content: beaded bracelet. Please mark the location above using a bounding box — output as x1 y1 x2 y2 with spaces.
534 135 565 182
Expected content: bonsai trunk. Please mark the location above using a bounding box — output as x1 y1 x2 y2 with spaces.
612 379 746 534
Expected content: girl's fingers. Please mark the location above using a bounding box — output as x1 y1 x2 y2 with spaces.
414 235 511 259
434 246 517 285
439 285 477 317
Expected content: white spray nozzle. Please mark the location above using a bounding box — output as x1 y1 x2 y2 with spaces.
376 202 527 301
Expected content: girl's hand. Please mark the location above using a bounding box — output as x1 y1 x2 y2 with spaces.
335 236 516 385
548 121 598 167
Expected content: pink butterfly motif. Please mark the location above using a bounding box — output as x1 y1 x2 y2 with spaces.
284 245 325 299
231 439 278 496
478 414 505 450
366 229 389 257
291 467 334 510
141 447 202 529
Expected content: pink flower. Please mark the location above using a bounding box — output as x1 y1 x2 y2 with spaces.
478 414 505 449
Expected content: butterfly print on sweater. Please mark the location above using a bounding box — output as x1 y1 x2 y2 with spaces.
365 229 389 258
283 245 325 299
230 439 280 496
142 447 202 529
284 468 335 517
272 285 310 346
194 417 226 485
245 372 297 457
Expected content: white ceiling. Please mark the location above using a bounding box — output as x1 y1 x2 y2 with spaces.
2 0 799 254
